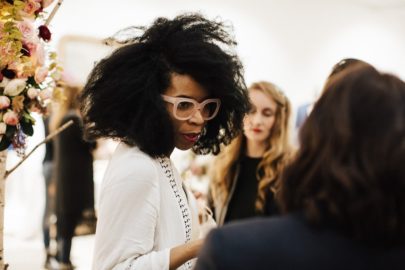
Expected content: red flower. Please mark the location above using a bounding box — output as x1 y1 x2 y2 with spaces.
38 25 52 41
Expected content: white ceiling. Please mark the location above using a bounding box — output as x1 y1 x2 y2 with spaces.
353 0 405 8
46 0 405 106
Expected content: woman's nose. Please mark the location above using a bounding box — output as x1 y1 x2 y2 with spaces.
189 109 205 125
251 112 263 124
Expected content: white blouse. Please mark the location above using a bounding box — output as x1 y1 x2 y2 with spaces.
92 143 200 270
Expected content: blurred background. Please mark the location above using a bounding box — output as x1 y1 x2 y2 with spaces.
49 0 405 106
4 0 405 269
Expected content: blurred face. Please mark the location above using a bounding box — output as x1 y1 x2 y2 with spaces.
163 73 218 151
243 89 277 145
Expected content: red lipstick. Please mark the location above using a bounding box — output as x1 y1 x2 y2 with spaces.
183 133 200 143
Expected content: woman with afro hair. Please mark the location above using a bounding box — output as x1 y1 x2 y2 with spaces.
80 13 250 270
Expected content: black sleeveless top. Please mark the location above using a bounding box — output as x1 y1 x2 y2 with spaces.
224 155 280 223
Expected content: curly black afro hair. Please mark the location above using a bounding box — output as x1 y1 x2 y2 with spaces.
80 13 250 157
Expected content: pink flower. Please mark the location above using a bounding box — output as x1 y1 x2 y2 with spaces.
23 0 41 16
0 122 6 134
27 88 40 99
0 0 60 152
3 111 19 126
17 19 35 42
0 96 11 110
35 67 48 83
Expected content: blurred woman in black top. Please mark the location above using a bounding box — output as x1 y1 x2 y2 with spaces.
209 81 293 225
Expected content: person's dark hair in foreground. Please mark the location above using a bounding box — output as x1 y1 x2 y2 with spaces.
195 64 405 270
327 57 370 78
295 57 370 131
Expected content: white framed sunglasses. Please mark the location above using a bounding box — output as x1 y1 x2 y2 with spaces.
161 95 221 121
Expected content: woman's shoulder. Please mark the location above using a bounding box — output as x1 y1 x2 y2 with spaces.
215 214 305 240
104 142 160 185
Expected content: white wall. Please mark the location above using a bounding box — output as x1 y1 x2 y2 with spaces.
49 0 405 107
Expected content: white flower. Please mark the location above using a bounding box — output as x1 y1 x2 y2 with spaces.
4 78 27 96
0 122 6 134
27 88 40 99
39 88 52 101
0 96 11 109
0 77 10 88
35 67 48 83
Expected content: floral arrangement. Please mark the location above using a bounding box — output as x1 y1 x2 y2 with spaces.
0 0 62 154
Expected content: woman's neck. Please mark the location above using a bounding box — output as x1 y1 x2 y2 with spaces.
245 139 267 158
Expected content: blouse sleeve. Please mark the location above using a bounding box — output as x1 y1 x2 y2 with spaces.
92 157 170 270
